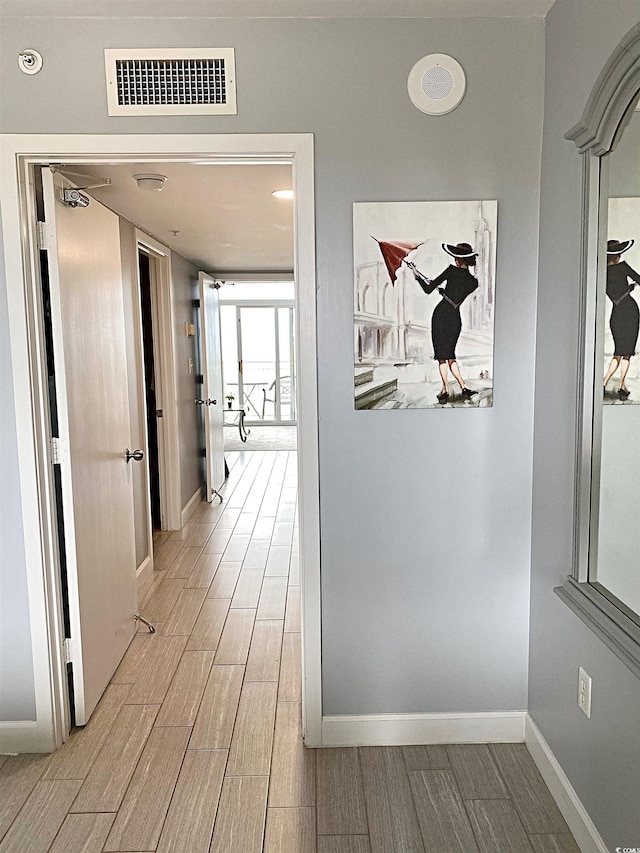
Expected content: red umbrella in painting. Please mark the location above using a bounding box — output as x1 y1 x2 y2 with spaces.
373 238 423 284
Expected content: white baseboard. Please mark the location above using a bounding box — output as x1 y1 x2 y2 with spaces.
321 711 527 747
0 721 42 754
136 555 154 605
525 715 607 853
181 486 204 528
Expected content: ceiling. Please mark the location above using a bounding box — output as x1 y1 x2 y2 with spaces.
3 0 557 18
71 162 294 274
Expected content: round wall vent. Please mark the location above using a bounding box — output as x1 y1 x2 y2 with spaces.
407 54 466 116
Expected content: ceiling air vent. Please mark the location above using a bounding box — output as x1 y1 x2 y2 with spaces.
104 49 236 116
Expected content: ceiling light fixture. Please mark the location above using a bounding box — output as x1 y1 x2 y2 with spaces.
134 173 168 192
272 189 294 199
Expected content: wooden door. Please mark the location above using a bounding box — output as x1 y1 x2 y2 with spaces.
198 272 225 499
42 169 138 725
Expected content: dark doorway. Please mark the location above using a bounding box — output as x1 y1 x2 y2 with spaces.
138 252 161 530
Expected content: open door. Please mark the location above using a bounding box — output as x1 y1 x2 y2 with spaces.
198 272 225 500
42 169 139 725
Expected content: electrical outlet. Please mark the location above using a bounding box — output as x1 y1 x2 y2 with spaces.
578 667 592 717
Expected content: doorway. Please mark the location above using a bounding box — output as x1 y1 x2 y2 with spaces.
221 302 297 426
138 250 161 531
0 133 321 751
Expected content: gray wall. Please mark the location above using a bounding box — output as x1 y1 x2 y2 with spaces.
0 12 544 723
530 0 640 846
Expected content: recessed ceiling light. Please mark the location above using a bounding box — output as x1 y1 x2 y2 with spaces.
272 189 294 199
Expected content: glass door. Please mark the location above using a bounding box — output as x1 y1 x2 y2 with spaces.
220 303 296 425
239 306 278 422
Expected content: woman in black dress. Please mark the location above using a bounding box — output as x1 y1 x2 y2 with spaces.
405 242 479 403
603 238 640 400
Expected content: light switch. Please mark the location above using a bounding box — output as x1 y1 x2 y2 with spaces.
188 357 194 374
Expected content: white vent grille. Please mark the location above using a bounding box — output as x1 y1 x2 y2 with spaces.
105 49 236 116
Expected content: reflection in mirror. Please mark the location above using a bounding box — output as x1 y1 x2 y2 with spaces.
593 89 640 620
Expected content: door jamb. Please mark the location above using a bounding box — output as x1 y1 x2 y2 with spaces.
0 133 321 751
135 230 181 532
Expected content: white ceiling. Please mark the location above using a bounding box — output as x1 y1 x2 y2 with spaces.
74 162 294 274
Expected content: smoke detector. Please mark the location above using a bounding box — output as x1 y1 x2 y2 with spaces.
18 49 43 75
134 173 167 192
407 54 466 116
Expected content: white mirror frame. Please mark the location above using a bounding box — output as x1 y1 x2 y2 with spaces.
555 23 640 680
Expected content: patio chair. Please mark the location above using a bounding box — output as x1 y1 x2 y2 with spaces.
262 376 291 419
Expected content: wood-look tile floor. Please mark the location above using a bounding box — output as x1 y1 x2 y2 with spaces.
0 449 581 853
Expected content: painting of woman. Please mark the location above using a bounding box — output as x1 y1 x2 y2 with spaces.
353 200 496 410
603 238 640 400
404 242 479 403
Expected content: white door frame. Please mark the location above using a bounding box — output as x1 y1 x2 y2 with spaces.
0 133 322 751
135 230 182 533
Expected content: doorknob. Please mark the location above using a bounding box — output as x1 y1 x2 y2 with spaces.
195 398 217 406
125 448 145 463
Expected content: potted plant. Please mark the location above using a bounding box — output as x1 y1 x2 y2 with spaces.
225 393 235 409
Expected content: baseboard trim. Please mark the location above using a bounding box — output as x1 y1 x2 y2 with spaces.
136 555 154 605
181 486 204 527
0 721 41 754
321 711 527 747
525 715 607 853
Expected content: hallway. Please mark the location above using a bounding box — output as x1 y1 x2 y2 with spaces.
0 450 578 853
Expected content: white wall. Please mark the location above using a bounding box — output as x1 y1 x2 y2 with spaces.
170 252 205 509
0 205 36 722
597 405 640 615
119 219 149 567
0 11 544 727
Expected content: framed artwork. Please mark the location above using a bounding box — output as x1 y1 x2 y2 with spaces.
354 200 497 409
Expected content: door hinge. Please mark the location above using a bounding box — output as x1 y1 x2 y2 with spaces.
36 221 49 250
51 436 67 465
62 638 73 664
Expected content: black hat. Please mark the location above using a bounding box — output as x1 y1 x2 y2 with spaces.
442 242 478 259
607 239 634 255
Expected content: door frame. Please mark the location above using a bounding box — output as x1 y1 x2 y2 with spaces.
0 133 322 751
135 230 182 534
198 271 226 500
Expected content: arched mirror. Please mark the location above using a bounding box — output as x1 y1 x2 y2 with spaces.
557 24 640 678
594 91 640 619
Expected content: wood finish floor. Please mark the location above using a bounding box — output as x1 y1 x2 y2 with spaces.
0 450 580 853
